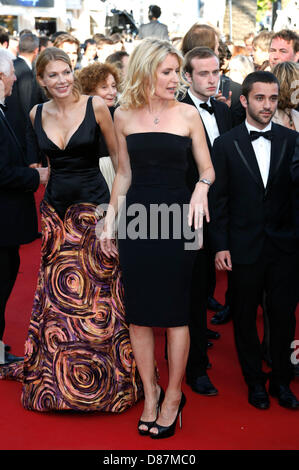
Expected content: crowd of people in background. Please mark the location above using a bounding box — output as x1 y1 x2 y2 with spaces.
0 16 298 126
0 3 298 439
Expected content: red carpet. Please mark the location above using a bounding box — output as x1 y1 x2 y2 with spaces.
0 189 298 451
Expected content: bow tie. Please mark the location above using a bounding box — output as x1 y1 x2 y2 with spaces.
0 103 7 112
250 130 274 141
200 102 214 115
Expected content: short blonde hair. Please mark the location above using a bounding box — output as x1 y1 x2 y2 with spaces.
273 61 299 110
119 38 186 109
36 47 82 101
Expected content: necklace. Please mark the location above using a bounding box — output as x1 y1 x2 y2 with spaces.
147 103 167 125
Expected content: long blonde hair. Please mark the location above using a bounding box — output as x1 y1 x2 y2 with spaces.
272 61 299 110
119 38 186 109
35 47 82 101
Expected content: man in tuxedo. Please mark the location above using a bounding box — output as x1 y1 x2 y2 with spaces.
209 71 299 409
0 49 47 365
183 47 233 324
5 33 44 155
179 47 232 395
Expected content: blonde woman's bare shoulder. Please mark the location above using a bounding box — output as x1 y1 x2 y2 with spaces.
114 106 133 126
177 100 199 119
114 105 132 118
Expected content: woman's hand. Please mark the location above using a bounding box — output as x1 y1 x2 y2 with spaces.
188 182 210 230
98 219 118 258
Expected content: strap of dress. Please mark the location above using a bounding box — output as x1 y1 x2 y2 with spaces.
34 103 43 133
87 95 97 124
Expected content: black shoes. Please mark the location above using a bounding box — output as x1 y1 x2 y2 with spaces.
207 296 224 312
186 374 218 396
138 386 165 436
248 384 270 410
206 328 220 340
269 384 299 410
248 383 299 410
211 305 231 325
149 393 186 439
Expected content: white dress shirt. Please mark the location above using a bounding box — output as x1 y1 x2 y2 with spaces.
245 120 272 187
188 89 220 146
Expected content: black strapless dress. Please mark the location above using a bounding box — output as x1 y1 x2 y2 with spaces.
118 132 197 327
0 97 143 412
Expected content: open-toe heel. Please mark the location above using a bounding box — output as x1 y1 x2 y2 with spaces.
150 392 186 439
138 386 165 436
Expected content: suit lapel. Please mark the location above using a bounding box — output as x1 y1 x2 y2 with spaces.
181 91 195 107
265 123 288 194
233 122 265 191
181 91 212 149
211 99 226 135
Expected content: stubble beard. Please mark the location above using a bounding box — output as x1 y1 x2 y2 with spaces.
247 105 275 127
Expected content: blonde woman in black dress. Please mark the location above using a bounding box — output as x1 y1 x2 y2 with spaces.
100 38 214 438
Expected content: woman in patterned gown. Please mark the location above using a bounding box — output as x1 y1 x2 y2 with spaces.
0 47 142 412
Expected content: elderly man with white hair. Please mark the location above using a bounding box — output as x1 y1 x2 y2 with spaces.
0 49 48 365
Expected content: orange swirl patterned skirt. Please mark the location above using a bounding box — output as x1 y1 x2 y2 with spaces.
0 200 143 412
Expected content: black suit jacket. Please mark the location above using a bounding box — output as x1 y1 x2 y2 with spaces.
179 91 232 191
209 122 298 264
5 57 46 154
0 111 39 246
220 75 246 126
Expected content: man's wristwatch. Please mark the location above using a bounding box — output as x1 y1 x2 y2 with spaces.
199 178 212 186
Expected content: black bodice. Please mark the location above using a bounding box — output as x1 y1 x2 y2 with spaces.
33 96 109 218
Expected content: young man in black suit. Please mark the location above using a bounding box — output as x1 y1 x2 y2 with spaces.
0 49 47 365
209 71 299 410
179 47 232 395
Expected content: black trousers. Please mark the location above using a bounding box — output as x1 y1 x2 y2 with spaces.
0 246 20 340
207 250 231 305
207 248 217 298
230 244 298 387
186 248 210 379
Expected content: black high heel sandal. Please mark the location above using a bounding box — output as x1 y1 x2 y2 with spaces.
138 386 165 436
149 392 186 439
